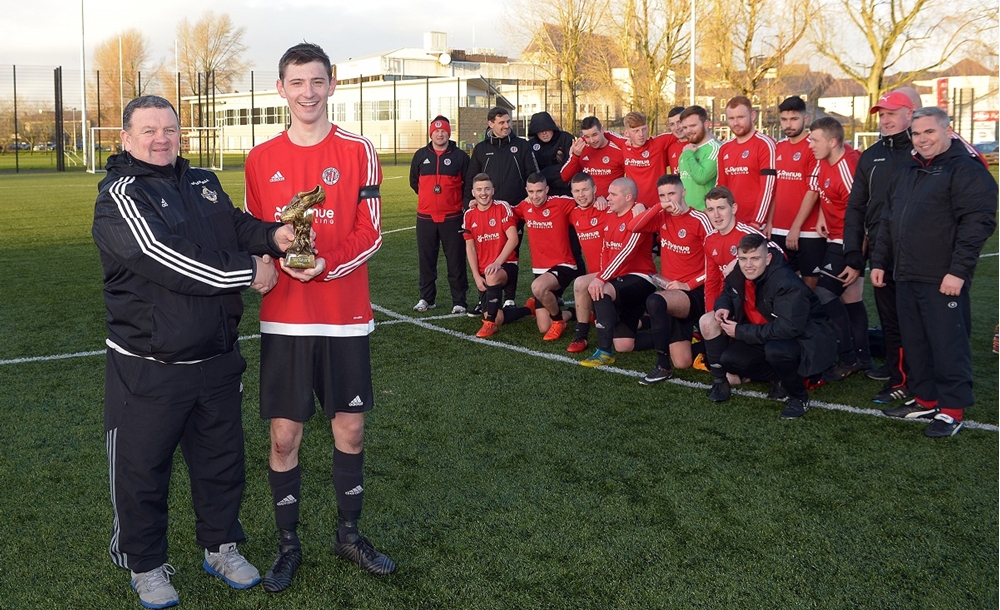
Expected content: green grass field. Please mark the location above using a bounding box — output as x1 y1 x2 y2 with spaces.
0 166 997 609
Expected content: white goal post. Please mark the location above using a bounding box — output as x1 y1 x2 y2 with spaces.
853 132 882 152
87 126 224 173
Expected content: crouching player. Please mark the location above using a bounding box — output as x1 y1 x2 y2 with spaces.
700 234 836 418
566 172 610 353
464 173 532 337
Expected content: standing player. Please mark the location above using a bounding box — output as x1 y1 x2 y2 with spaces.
463 173 533 338
512 173 579 340
627 174 712 383
665 106 689 173
807 117 871 381
244 43 395 593
410 115 470 314
528 111 575 196
716 96 777 229
769 96 822 289
579 177 657 367
606 111 677 207
677 105 721 211
566 172 609 353
561 116 626 199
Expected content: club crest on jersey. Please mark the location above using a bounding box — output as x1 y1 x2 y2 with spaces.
602 156 610 163
591 218 598 226
443 158 452 166
489 218 497 227
793 152 802 161
741 150 750 159
533 143 541 151
824 178 831 188
618 223 626 232
678 229 687 238
322 167 340 185
542 208 551 217
201 186 218 203
730 245 738 256
640 150 649 159
510 146 518 153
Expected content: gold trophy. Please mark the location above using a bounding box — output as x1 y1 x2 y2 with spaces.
280 185 326 269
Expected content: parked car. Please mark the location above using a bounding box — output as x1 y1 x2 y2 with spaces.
974 141 998 165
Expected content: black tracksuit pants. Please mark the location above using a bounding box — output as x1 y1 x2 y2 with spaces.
416 214 468 308
873 275 905 388
719 338 809 401
104 347 248 573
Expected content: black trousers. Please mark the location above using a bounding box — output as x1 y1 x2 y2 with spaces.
416 215 468 307
896 280 974 409
720 338 808 400
104 347 248 573
873 276 905 387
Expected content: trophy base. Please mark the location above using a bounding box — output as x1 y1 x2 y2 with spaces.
285 252 316 269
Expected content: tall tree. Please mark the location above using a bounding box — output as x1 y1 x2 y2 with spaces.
589 0 690 129
517 0 607 129
176 11 251 96
701 0 810 99
90 29 163 127
811 0 995 106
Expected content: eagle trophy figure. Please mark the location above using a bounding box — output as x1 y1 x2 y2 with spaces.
280 185 326 268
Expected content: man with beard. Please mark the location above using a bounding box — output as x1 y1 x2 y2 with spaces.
676 105 721 211
716 96 777 229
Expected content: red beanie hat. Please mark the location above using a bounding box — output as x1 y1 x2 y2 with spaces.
429 116 451 138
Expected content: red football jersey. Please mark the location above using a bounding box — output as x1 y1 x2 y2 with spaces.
570 205 608 269
597 211 657 282
772 137 819 236
703 223 768 311
513 195 577 272
667 137 688 174
560 143 626 197
717 131 777 227
605 131 675 207
462 200 518 274
245 127 381 337
628 205 711 287
809 148 860 243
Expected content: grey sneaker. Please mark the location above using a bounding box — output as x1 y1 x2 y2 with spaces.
451 305 467 315
203 542 261 589
413 299 435 312
503 299 516 308
925 413 964 437
131 564 179 609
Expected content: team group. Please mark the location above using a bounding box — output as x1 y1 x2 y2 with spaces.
409 91 996 433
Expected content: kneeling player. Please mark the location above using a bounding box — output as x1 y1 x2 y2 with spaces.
627 175 711 383
700 234 837 418
463 174 532 337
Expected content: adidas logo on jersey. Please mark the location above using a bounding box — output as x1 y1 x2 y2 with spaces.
349 395 364 407
276 494 297 506
344 485 364 496
269 171 285 183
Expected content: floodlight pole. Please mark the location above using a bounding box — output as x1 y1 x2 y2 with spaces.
80 0 89 165
689 0 696 106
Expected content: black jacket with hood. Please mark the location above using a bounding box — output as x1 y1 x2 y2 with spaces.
527 111 575 196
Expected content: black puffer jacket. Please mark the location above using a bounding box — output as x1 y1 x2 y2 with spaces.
715 254 837 377
466 128 539 204
527 112 575 196
92 153 283 362
871 139 997 284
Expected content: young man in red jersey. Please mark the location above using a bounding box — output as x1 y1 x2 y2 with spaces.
807 117 872 382
769 96 823 290
665 106 689 173
409 115 470 314
579 177 658 367
463 173 533 338
560 116 626 199
566 172 610 353
605 111 678 207
513 173 579 340
716 96 777 229
244 42 395 592
627 174 713 383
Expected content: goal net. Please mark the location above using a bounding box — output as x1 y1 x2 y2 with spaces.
88 126 224 173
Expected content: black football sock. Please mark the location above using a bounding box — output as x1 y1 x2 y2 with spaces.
501 305 530 324
574 322 591 341
645 293 672 366
632 331 654 352
593 295 618 353
704 335 728 381
485 285 503 322
333 449 364 542
269 465 301 535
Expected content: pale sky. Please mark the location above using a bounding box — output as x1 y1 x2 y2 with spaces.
1 0 516 103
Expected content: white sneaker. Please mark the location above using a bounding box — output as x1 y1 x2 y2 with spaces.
503 299 515 308
131 564 179 609
413 299 435 312
203 542 261 589
451 305 467 315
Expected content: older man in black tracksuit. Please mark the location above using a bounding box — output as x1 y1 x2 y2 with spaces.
871 107 997 437
92 95 296 608
701 233 837 419
467 106 539 304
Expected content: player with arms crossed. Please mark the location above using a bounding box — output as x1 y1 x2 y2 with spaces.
716 96 777 229
244 42 395 593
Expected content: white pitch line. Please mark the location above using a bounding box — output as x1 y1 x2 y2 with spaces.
382 225 416 235
370 304 1000 433
981 252 998 258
